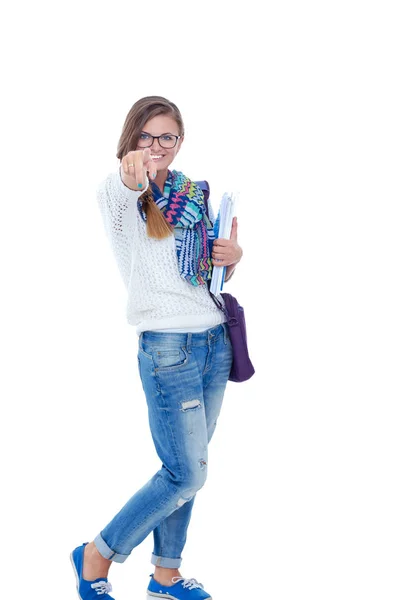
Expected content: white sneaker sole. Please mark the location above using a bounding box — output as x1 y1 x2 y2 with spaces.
147 593 212 600
70 551 84 600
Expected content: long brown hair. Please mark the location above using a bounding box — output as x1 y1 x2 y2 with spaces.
117 96 185 239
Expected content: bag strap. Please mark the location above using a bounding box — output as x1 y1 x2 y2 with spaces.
195 180 210 204
195 179 227 313
195 180 210 218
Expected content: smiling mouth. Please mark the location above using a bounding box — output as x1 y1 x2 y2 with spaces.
150 155 165 160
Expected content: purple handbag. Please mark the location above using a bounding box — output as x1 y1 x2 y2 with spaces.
196 180 255 383
209 291 255 382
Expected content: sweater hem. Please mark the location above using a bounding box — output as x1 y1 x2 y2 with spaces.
132 312 227 336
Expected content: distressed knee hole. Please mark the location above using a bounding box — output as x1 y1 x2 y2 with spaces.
176 490 195 507
180 399 201 412
199 459 207 470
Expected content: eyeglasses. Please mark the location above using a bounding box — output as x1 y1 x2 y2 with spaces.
138 131 181 149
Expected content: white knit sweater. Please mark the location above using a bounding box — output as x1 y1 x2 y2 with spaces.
97 170 227 335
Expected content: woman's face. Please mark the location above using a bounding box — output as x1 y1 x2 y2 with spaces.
137 114 183 171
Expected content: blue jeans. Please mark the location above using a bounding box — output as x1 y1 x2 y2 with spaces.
94 323 232 568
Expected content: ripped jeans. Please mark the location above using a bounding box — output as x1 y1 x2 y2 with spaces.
94 323 233 568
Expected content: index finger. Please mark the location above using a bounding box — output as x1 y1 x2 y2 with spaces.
142 148 152 164
142 148 157 180
131 150 146 189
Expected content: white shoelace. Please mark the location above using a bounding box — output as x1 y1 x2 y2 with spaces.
171 577 204 590
91 580 113 595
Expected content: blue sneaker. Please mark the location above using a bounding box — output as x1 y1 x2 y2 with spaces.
147 574 212 599
70 542 115 599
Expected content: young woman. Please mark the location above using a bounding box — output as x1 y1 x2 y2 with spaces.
71 96 243 600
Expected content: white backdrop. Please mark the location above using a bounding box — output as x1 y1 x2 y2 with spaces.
1 1 396 599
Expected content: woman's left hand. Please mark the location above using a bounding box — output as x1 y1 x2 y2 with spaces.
211 217 243 266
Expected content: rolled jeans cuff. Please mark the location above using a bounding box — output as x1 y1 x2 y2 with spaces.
94 533 129 563
151 553 182 568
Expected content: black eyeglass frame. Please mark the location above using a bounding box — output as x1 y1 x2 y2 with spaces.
138 131 182 149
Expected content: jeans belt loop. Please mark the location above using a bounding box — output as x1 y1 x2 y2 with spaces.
186 332 192 354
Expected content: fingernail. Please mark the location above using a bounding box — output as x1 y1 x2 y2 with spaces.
138 183 143 188
152 173 156 179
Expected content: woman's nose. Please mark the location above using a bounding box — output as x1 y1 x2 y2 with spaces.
151 140 162 152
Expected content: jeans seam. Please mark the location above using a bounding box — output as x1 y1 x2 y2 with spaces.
159 519 164 557
203 345 213 375
154 374 183 480
203 337 232 389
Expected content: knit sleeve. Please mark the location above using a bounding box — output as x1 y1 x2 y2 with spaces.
97 169 148 235
96 170 148 288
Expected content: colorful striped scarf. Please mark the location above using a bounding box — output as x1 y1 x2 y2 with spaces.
137 170 215 286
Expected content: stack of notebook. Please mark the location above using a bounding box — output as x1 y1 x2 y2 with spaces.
210 191 237 295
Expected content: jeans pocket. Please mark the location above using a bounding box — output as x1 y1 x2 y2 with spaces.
152 346 189 371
